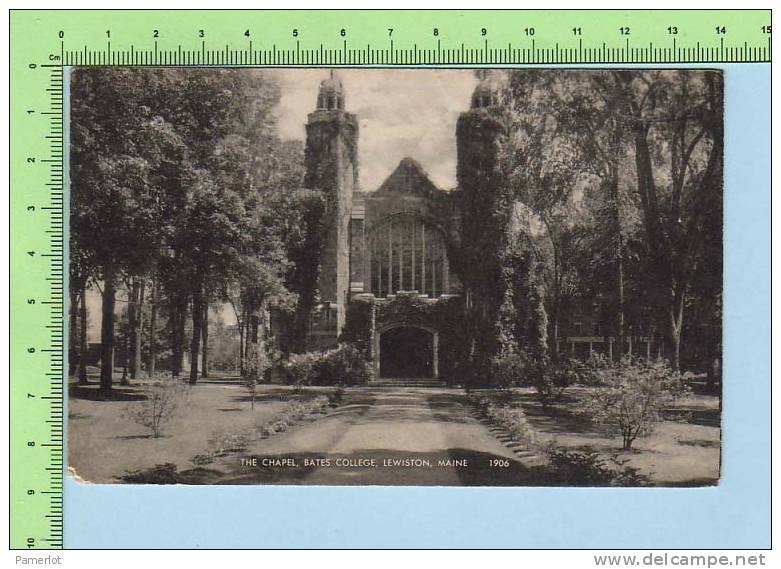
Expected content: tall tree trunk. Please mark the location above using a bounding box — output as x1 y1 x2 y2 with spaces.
120 332 129 386
646 320 656 362
670 292 685 372
256 306 267 383
68 286 79 377
99 265 117 396
201 301 209 378
171 308 181 377
171 295 187 378
238 320 245 377
615 240 625 362
189 286 203 385
127 279 138 380
132 279 145 379
250 312 259 344
148 279 158 378
243 307 252 365
550 248 561 362
78 283 88 385
604 174 626 363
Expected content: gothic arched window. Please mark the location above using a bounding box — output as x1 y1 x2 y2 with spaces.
368 215 449 299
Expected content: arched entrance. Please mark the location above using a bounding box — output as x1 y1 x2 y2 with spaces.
377 325 439 379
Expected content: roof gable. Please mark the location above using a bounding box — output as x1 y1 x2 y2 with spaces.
375 157 440 196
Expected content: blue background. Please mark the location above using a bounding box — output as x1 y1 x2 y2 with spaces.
63 64 771 549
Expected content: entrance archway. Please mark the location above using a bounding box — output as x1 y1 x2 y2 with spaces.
377 325 439 379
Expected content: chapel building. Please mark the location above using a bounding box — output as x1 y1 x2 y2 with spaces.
298 71 506 382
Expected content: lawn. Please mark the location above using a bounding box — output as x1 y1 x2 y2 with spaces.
68 380 316 483
68 377 721 486
512 385 721 486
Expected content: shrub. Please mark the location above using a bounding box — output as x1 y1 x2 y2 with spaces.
490 352 525 388
556 354 601 386
197 395 332 465
312 344 372 386
545 449 614 485
244 342 272 409
327 386 345 407
492 350 571 409
581 357 684 450
543 449 650 486
122 379 190 438
534 358 572 410
244 376 257 410
207 431 252 456
121 463 179 484
285 345 372 387
283 351 320 386
471 393 538 450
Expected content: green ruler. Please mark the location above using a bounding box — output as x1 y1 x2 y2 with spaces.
8 8 772 550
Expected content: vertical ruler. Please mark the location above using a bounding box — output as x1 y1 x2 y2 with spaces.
10 37 65 549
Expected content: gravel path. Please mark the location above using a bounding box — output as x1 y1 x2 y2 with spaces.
217 387 537 486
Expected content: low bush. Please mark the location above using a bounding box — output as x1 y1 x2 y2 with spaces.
470 392 649 486
545 449 614 485
327 387 345 407
121 379 190 438
197 395 331 463
471 392 538 450
313 344 372 386
243 342 271 410
283 352 320 386
581 357 685 450
284 344 371 387
121 463 179 484
490 352 526 388
543 449 649 486
207 431 252 456
491 350 571 410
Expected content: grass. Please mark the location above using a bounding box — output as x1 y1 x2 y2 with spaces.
68 380 328 483
508 385 721 485
68 375 721 486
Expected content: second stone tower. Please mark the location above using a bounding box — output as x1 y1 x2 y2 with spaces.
304 71 359 339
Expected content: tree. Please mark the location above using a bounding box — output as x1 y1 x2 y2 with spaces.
127 277 145 380
614 70 724 370
275 188 325 354
71 69 187 394
565 73 636 360
77 281 89 385
500 69 723 374
538 208 586 360
146 278 159 378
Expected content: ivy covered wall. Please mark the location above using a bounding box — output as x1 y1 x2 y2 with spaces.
340 293 467 383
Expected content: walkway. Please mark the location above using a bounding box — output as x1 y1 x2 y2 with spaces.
217 387 538 486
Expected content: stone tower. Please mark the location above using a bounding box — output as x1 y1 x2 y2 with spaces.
455 71 509 357
456 71 507 202
304 71 359 339
456 71 508 282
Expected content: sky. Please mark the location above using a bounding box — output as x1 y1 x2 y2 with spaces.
272 69 479 191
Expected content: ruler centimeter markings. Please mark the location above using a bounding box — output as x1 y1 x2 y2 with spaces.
11 60 66 550
33 10 774 67
9 9 771 550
